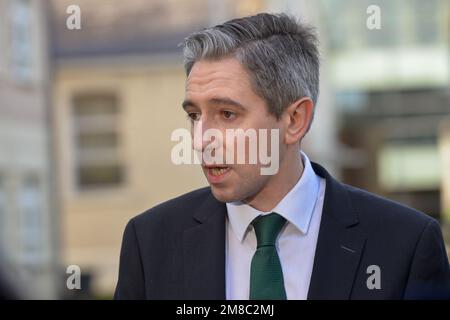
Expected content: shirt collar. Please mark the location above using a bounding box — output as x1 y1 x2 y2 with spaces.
226 151 321 242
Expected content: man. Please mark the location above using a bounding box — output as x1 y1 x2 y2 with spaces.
114 13 450 299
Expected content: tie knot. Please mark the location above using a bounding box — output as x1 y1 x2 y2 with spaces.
251 213 286 248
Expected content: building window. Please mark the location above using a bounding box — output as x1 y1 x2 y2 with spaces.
364 0 399 48
72 93 124 189
19 174 43 266
9 0 33 82
320 0 352 51
412 0 439 45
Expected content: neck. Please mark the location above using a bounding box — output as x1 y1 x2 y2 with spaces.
244 149 304 212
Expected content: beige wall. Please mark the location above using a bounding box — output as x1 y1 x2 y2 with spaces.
53 61 208 295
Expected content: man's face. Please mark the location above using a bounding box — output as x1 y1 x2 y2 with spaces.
183 57 285 203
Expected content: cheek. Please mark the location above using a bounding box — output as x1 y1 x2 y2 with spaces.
234 166 271 197
232 163 265 184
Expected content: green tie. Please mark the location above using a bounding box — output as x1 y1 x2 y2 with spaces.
249 212 287 300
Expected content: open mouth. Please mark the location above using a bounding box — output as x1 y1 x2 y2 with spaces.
203 165 231 181
209 167 231 176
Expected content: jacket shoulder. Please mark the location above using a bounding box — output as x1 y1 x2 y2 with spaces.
130 186 212 229
342 183 436 233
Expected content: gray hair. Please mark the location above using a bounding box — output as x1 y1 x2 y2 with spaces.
181 13 320 123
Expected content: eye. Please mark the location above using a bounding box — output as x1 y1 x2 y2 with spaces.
222 110 236 120
186 112 200 121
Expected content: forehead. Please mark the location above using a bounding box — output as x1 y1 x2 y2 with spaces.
186 57 253 97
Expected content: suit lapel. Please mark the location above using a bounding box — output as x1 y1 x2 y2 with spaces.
182 192 227 299
307 163 367 299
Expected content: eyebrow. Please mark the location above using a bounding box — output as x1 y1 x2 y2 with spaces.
182 97 247 111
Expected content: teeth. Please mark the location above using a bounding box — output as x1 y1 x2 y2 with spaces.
210 167 229 176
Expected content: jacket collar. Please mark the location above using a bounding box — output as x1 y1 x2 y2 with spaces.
307 162 367 299
183 191 227 299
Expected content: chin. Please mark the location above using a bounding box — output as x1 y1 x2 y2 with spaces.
210 187 240 203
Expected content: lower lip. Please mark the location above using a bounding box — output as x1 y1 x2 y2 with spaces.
205 167 231 184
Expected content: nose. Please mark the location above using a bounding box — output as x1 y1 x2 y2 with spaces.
192 119 223 159
192 120 208 152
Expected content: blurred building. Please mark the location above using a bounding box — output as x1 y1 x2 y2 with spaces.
0 0 59 298
49 0 267 297
317 0 450 220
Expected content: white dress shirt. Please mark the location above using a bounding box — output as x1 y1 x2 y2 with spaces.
225 152 326 300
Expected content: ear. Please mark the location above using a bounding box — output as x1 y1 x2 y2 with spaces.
282 97 314 145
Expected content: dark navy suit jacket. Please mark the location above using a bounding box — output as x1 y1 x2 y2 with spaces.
114 163 450 299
